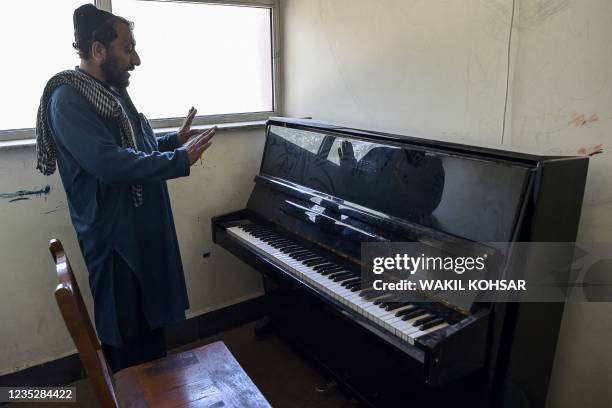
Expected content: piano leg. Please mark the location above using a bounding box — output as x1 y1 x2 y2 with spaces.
254 276 288 338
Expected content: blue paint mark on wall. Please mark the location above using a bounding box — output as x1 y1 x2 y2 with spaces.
0 185 51 201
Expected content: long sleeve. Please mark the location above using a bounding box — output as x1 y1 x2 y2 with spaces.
48 85 190 186
156 131 181 152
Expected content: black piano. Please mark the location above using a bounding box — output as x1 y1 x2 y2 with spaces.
212 117 589 407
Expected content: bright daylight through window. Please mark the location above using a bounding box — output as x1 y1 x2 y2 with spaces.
111 0 274 123
0 1 94 133
0 0 274 137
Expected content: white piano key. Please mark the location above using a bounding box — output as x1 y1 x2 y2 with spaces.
408 323 450 345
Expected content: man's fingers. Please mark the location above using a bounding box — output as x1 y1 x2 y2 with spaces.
181 107 197 129
185 126 213 143
186 107 197 122
193 127 217 145
185 126 217 152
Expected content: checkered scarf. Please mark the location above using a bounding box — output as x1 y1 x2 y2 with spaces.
36 69 143 207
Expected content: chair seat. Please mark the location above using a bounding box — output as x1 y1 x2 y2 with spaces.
114 341 270 408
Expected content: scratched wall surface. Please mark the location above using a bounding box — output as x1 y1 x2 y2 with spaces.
510 1 612 407
0 129 265 375
282 1 611 407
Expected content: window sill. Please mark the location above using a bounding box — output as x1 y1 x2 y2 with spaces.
0 120 266 151
154 120 266 135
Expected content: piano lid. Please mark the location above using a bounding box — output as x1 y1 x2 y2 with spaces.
260 118 540 244
268 117 578 162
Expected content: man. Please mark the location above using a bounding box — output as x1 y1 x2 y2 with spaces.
35 4 214 372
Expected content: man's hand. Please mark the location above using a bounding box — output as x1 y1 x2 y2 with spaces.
186 126 216 165
177 107 202 146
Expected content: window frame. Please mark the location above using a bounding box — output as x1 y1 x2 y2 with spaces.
0 0 280 141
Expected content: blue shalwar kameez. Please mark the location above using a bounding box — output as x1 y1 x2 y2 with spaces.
47 70 190 358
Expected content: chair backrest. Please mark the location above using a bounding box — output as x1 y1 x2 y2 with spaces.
49 239 119 407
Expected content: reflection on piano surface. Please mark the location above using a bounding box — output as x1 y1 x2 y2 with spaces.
212 117 589 407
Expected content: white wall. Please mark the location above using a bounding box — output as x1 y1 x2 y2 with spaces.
281 1 611 407
282 0 513 145
0 128 266 375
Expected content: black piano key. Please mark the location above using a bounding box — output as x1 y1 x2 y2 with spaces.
304 258 328 267
260 236 282 242
255 229 277 236
242 225 266 232
267 238 287 247
247 227 272 234
378 301 400 309
385 302 412 311
266 237 288 243
297 256 320 263
363 292 388 301
302 257 324 264
313 263 336 271
250 227 271 233
419 318 446 330
278 242 298 248
279 244 301 252
280 248 300 255
320 263 342 270
401 309 427 321
289 253 313 260
342 278 361 287
272 245 293 251
359 288 377 298
238 224 259 231
256 233 279 240
294 253 316 261
271 242 294 249
332 273 355 282
327 270 348 279
285 246 305 252
373 297 396 305
413 315 438 327
286 248 309 255
345 281 362 290
341 279 361 290
396 308 423 318
320 266 344 275
267 237 288 243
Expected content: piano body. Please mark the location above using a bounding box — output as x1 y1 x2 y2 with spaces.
212 117 589 407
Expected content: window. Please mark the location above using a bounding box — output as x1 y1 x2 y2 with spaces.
0 0 279 141
0 1 94 140
110 0 277 128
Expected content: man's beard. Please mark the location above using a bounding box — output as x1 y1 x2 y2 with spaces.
101 53 132 89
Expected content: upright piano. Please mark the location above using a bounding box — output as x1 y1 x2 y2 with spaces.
212 117 589 407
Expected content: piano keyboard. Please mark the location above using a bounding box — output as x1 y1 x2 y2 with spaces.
228 224 450 346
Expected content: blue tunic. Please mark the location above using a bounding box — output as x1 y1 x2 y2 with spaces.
48 74 190 347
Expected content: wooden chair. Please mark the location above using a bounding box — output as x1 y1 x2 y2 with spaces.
50 239 270 408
